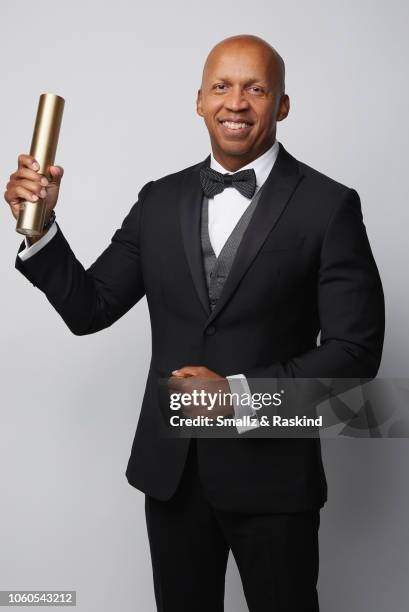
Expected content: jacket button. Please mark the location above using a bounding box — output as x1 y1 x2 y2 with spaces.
205 325 216 336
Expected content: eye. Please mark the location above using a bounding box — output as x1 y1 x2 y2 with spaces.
214 83 228 91
249 86 264 94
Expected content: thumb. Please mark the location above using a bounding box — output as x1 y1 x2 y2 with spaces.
172 367 196 377
48 165 64 186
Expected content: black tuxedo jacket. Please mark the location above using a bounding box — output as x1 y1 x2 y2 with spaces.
15 142 385 513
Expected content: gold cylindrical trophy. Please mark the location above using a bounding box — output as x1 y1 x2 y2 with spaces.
16 93 65 236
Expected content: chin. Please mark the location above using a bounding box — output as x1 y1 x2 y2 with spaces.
217 141 252 157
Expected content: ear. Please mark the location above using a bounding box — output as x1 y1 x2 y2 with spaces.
276 94 290 122
196 88 204 117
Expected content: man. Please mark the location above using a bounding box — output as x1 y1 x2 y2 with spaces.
6 34 384 611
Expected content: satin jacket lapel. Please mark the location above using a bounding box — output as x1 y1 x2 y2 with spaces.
179 156 211 316
205 142 304 326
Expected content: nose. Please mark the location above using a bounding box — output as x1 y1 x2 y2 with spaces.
224 85 249 112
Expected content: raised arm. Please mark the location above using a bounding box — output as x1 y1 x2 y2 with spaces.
5 152 154 335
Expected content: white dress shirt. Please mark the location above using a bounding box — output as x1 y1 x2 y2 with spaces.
18 218 58 261
17 140 280 433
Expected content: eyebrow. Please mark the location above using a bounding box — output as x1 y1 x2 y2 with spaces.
211 76 268 86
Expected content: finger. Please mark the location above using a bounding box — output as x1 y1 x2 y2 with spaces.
4 189 18 206
17 154 40 171
14 167 49 185
12 185 41 202
10 178 46 198
168 375 185 386
48 165 64 185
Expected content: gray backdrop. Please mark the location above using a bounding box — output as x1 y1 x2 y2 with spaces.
1 0 408 610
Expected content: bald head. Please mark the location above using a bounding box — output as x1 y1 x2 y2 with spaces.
201 34 285 95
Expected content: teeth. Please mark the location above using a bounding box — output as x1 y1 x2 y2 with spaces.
222 121 249 130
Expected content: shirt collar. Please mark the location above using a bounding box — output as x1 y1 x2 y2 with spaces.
210 140 279 189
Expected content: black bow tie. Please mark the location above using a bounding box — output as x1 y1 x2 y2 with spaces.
200 166 257 199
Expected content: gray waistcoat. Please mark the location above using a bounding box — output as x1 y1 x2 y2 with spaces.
200 185 265 311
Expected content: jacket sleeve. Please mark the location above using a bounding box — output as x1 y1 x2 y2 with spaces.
244 187 385 386
14 180 154 335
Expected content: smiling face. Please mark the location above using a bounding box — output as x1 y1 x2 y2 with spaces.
196 36 289 171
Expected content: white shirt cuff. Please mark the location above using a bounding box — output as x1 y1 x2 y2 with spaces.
18 221 58 261
226 374 260 434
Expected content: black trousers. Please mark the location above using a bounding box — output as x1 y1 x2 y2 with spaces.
145 440 320 612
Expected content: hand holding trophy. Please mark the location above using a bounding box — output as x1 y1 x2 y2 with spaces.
4 93 65 243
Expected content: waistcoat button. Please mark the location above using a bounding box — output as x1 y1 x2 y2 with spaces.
205 325 216 336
